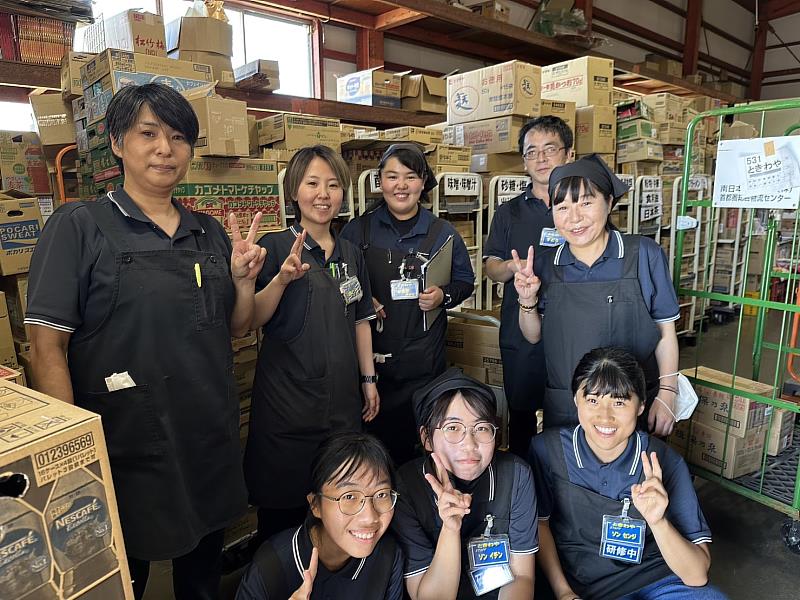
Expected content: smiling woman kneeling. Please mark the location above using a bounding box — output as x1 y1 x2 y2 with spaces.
528 347 727 600
236 432 404 599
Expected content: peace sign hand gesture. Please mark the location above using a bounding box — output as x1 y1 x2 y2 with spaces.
278 230 311 286
424 452 471 532
511 246 541 303
229 212 268 281
289 547 318 600
631 451 670 526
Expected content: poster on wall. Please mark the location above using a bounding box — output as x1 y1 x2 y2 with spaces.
713 136 800 209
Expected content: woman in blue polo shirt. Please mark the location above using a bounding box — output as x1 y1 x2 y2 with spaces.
514 154 680 435
341 144 475 465
236 432 404 599
529 347 725 600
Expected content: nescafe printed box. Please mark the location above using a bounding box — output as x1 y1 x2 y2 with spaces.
0 382 133 599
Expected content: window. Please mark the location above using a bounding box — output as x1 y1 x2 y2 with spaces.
0 102 35 132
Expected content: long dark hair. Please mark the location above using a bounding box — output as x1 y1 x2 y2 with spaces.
571 347 646 404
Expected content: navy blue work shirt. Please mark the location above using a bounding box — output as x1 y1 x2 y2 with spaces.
536 230 680 323
529 426 712 546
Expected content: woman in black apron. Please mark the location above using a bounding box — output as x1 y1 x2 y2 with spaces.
245 146 378 545
391 368 537 599
340 144 475 465
528 347 725 600
514 154 680 435
237 432 404 599
26 83 264 599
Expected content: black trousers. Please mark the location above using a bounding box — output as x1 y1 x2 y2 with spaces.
509 407 539 458
128 529 225 600
366 394 421 467
252 505 309 551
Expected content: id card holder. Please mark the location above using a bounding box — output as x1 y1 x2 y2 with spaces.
468 564 514 596
540 227 565 247
339 276 363 305
600 498 646 564
390 278 419 300
467 514 514 595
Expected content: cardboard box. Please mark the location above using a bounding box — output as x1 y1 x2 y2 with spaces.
540 99 576 133
0 273 27 341
617 139 663 163
575 105 616 154
173 158 281 231
658 123 687 145
30 94 75 147
619 160 661 177
616 98 654 123
81 49 213 124
401 74 447 114
340 123 377 142
433 164 469 175
767 408 796 455
471 0 511 21
470 152 525 173
0 190 44 276
443 115 525 155
382 126 443 145
617 119 657 143
256 113 341 151
643 93 684 124
188 94 249 157
61 52 96 100
686 366 774 437
234 59 280 92
170 49 234 87
337 68 402 108
0 381 135 598
166 16 233 56
681 419 766 479
447 60 541 125
0 291 14 366
577 153 616 170
446 312 503 385
542 57 614 108
426 144 472 169
0 132 50 196
643 54 683 78
89 9 166 57
0 362 23 385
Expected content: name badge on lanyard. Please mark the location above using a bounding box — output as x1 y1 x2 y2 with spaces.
337 262 363 305
600 497 647 564
540 227 565 248
390 255 420 300
467 514 515 595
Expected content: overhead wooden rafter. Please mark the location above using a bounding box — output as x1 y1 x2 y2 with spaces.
683 0 703 76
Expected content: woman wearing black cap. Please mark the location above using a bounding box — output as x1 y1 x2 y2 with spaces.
513 154 680 435
391 367 537 599
341 144 475 465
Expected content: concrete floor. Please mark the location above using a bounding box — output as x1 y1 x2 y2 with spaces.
143 309 800 599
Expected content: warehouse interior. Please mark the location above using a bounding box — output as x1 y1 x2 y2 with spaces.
1 0 800 598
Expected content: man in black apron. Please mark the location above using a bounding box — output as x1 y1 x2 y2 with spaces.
484 116 573 456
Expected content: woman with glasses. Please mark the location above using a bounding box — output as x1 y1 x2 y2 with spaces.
514 154 681 436
236 432 404 599
391 368 537 599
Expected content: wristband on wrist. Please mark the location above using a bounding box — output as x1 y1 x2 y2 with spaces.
518 297 539 312
360 375 379 384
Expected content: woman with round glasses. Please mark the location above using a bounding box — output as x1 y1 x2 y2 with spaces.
391 368 537 599
236 432 404 599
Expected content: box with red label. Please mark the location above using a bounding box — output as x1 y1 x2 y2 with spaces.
542 57 613 108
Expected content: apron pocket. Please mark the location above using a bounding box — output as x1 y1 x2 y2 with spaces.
80 385 167 459
375 335 435 381
192 261 230 332
271 373 332 435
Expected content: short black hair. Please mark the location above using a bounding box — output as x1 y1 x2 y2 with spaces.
106 82 199 151
551 175 611 207
378 144 434 202
421 389 498 444
518 115 574 155
571 347 647 404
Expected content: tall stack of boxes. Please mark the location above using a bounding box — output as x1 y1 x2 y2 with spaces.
167 15 235 88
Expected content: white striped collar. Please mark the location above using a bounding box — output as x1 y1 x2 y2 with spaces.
553 229 625 266
573 426 643 474
107 191 131 217
421 458 495 501
289 224 313 251
291 523 368 581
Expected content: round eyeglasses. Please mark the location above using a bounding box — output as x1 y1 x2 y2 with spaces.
318 489 399 516
436 422 498 444
522 146 565 160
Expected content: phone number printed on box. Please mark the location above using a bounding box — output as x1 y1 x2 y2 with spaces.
34 432 97 486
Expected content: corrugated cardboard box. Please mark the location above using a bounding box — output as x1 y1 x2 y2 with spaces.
0 132 50 196
616 98 654 123
471 0 511 21
540 99 576 133
683 419 766 479
337 68 402 108
0 274 27 342
444 116 526 155
234 59 280 92
542 57 614 108
643 93 684 124
0 291 14 366
617 139 663 163
188 94 249 157
0 190 44 276
173 158 281 232
0 362 24 385
87 9 167 57
617 119 657 143
446 311 503 386
166 16 233 56
686 366 774 438
643 54 683 78
447 60 541 125
61 52 95 100
0 381 134 598
401 74 447 114
30 94 75 146
575 105 616 154
426 145 472 169
470 152 525 173
340 123 377 142
577 152 615 170
766 408 796 456
382 126 443 145
256 114 341 151
170 49 234 88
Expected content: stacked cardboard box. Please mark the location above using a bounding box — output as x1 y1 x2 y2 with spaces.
401 74 446 114
446 310 503 386
337 68 402 108
167 16 235 88
82 9 167 57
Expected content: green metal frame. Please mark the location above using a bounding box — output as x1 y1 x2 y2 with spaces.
674 99 800 518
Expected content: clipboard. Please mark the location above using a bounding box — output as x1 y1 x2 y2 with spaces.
421 234 453 331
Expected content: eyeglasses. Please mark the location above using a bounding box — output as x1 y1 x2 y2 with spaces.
436 422 498 444
522 146 565 161
318 489 399 516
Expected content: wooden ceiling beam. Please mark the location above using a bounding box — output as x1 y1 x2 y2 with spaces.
374 8 425 31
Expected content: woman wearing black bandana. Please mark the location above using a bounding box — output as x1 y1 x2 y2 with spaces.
513 154 681 436
341 144 475 465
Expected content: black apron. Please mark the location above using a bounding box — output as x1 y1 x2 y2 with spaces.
360 212 448 412
543 430 673 599
245 245 362 509
541 235 661 428
69 199 247 560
